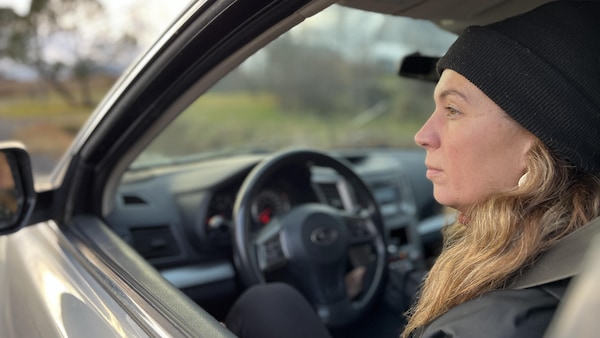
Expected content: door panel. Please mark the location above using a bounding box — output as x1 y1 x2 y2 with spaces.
0 221 149 337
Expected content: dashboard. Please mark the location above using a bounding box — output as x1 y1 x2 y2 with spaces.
104 148 440 314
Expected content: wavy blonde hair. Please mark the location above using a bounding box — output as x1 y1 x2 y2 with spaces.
402 140 600 337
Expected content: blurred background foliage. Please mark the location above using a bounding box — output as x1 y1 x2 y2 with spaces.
0 0 186 175
0 1 454 176
138 6 455 165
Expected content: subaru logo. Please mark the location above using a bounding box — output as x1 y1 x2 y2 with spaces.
310 227 339 246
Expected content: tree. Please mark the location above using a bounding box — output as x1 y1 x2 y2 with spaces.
0 0 139 107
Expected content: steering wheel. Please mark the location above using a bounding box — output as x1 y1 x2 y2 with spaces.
232 149 387 327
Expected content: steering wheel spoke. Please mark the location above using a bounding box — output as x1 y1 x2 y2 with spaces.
254 220 288 271
342 213 377 245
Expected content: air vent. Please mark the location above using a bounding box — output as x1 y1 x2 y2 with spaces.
122 194 147 205
318 182 345 209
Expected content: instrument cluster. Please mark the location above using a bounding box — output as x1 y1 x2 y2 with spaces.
204 181 295 237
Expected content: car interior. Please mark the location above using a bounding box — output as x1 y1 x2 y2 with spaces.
102 1 456 333
30 0 594 337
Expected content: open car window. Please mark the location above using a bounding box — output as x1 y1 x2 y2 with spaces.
130 4 457 170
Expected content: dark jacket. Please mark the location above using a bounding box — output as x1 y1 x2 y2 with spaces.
414 216 600 338
416 279 568 338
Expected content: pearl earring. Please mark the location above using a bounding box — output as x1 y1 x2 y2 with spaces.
518 172 529 187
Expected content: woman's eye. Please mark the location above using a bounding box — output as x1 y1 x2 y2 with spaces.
445 107 460 118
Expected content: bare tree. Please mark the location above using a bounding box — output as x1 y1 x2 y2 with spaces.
0 0 138 107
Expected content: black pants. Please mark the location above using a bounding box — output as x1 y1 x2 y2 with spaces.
225 283 332 338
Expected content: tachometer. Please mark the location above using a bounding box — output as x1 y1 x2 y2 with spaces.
251 189 291 226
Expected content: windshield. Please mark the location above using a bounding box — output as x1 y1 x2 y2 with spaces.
132 5 457 169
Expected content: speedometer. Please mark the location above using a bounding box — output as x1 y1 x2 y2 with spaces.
251 189 291 226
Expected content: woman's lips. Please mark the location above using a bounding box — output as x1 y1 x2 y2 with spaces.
425 166 442 178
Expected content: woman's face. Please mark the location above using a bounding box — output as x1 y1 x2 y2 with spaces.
414 69 535 212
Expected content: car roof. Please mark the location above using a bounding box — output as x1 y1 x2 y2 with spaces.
340 0 555 33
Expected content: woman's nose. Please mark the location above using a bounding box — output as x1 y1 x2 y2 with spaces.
414 115 439 149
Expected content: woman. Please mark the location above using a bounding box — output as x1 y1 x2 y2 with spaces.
226 2 600 337
404 1 600 337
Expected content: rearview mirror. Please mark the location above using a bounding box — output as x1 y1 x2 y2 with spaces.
398 53 440 83
0 142 36 234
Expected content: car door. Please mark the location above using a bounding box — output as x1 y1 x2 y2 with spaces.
0 0 324 336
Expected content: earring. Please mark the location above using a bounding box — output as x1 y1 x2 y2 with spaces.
518 172 529 187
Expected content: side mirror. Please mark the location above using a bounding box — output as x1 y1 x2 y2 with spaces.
398 53 440 83
0 142 36 235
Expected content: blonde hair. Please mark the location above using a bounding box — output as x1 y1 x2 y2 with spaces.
402 140 600 337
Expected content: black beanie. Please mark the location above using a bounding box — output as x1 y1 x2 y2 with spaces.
437 1 600 176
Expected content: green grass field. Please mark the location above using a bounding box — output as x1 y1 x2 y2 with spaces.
147 91 423 157
0 87 424 163
0 82 107 157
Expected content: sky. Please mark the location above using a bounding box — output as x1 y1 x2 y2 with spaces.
0 0 189 16
0 0 191 46
0 0 30 16
0 0 192 79
99 0 192 45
